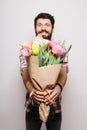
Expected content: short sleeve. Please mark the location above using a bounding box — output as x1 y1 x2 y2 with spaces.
62 54 69 73
19 50 28 69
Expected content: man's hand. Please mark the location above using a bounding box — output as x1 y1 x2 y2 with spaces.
31 84 61 105
32 90 46 104
44 66 68 105
44 86 61 105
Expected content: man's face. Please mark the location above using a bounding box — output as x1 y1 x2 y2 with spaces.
35 18 54 40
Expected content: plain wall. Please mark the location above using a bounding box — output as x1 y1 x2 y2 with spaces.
0 0 87 130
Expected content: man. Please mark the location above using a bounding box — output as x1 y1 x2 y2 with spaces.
20 13 68 130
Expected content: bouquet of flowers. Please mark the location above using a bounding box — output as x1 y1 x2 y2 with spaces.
21 36 72 122
21 36 71 66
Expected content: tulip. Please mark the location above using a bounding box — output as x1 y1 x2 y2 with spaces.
32 43 40 55
21 43 32 56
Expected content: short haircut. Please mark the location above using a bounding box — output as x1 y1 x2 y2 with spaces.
34 12 55 28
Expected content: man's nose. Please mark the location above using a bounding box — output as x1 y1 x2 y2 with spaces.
41 25 46 30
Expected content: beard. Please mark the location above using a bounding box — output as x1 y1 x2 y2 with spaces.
35 30 52 40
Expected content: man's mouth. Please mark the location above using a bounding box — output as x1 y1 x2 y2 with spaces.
41 32 47 35
39 30 49 34
36 30 50 39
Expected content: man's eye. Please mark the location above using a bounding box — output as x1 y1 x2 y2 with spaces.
45 24 50 27
37 24 42 27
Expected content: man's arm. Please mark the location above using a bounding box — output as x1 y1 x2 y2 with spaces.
19 53 45 103
21 67 35 93
44 66 68 105
57 65 68 88
19 52 34 93
21 67 47 103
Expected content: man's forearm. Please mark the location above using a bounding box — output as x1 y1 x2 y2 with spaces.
21 67 35 93
57 66 67 88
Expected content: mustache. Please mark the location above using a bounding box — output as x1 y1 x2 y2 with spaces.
38 30 49 34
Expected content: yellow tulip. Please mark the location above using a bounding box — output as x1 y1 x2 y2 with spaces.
32 43 40 55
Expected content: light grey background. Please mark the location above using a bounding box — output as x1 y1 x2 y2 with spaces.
0 0 87 130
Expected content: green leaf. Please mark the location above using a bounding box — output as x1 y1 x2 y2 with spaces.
38 41 72 66
38 51 43 66
66 44 72 54
38 44 49 66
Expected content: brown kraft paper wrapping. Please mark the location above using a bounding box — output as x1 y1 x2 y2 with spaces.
28 56 61 122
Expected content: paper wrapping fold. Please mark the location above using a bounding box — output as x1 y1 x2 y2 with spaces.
28 56 61 122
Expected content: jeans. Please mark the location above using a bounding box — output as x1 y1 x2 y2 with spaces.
26 106 62 130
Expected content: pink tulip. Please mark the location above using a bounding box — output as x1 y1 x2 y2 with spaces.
49 40 61 48
49 40 66 57
52 44 61 54
21 43 32 56
56 48 66 57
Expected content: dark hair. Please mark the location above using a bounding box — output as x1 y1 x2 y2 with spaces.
34 13 55 28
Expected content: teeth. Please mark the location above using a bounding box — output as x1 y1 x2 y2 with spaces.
41 32 47 35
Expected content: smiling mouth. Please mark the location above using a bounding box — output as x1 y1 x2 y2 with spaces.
37 31 49 38
41 32 48 35
39 29 48 33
